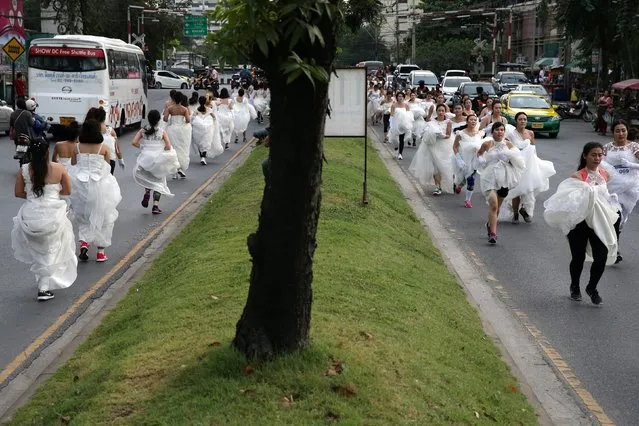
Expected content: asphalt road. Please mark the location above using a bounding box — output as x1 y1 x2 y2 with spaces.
0 88 265 383
379 119 638 425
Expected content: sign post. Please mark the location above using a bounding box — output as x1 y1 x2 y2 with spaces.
184 15 208 37
2 37 26 107
324 68 368 204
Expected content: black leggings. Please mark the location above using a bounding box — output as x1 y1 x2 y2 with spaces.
383 114 390 133
398 134 405 154
109 160 115 175
567 221 609 291
145 188 161 202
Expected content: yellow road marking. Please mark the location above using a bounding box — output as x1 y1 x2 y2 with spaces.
514 311 615 425
0 142 254 385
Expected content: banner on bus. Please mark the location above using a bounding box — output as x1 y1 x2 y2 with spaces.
29 47 105 58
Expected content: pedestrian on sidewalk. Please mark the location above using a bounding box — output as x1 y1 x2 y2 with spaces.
544 142 621 304
68 119 122 262
596 91 613 136
14 72 26 104
12 138 77 301
132 110 179 215
476 122 525 244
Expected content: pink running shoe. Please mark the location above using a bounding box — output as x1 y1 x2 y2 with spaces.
96 252 108 262
464 200 473 208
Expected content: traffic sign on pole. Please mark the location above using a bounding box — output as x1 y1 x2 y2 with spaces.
2 37 25 62
184 15 208 37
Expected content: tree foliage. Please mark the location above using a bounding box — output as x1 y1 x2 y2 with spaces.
335 24 390 67
544 0 639 82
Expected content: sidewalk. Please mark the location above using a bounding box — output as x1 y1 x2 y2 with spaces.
368 123 600 426
3 139 543 425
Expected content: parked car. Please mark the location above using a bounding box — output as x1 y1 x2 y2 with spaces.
395 64 421 86
408 70 438 91
510 84 551 104
501 92 560 138
0 100 13 135
491 71 529 94
168 67 195 86
440 69 468 81
441 76 472 104
452 82 497 105
152 70 191 89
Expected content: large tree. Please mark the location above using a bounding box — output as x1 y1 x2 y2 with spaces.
211 0 378 361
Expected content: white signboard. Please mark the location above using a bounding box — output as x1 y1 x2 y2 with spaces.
324 68 366 137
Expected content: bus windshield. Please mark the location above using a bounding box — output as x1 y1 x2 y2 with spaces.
28 47 106 72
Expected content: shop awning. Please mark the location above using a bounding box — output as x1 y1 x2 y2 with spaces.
612 79 639 90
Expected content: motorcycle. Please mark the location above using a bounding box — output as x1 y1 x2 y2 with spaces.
556 98 594 122
13 133 31 165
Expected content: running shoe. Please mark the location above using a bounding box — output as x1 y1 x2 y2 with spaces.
585 288 602 305
519 208 532 223
397 153 403 160
512 213 519 224
432 187 442 196
79 242 89 262
570 286 582 301
488 233 497 244
37 291 55 301
177 169 186 179
152 206 163 215
141 192 150 208
454 184 462 194
464 200 472 208
96 252 108 262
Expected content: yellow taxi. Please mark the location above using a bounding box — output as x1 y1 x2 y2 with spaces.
501 92 560 138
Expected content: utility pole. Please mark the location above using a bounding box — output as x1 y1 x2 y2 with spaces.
411 0 416 64
395 0 400 65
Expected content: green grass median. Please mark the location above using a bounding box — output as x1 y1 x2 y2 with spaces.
8 138 536 425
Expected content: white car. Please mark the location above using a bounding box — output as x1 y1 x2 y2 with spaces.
442 69 468 80
511 84 551 104
408 70 439 91
0 100 13 135
152 70 191 89
441 76 472 104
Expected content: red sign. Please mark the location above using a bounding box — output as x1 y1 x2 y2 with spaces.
28 46 105 58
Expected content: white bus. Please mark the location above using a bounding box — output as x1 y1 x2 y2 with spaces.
28 35 148 135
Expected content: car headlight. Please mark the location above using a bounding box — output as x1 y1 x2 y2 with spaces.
550 115 561 121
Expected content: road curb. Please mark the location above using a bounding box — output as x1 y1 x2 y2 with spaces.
0 140 257 423
368 125 600 426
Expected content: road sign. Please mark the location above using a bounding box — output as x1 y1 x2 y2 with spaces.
156 59 162 70
3 37 25 62
184 15 208 37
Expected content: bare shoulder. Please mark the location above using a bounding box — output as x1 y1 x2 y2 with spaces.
570 171 582 180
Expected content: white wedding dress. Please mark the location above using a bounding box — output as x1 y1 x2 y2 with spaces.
233 98 257 136
12 164 77 291
69 143 122 247
216 103 235 146
544 172 620 264
499 128 556 219
133 128 180 196
601 141 639 224
409 119 455 193
477 139 526 197
165 115 192 172
452 130 483 186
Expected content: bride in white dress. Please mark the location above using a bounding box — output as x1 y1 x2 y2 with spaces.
191 96 224 165
452 114 483 207
132 109 180 215
216 88 235 150
409 104 455 195
477 122 526 244
12 138 77 301
163 92 192 179
233 88 257 144
68 119 122 262
501 112 556 222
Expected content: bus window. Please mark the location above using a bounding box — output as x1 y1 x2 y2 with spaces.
127 52 140 78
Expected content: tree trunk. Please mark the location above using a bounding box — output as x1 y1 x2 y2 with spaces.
233 19 337 360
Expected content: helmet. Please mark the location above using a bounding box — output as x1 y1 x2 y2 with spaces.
25 99 37 111
205 66 209 70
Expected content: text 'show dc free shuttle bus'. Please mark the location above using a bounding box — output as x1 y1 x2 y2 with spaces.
28 35 148 135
